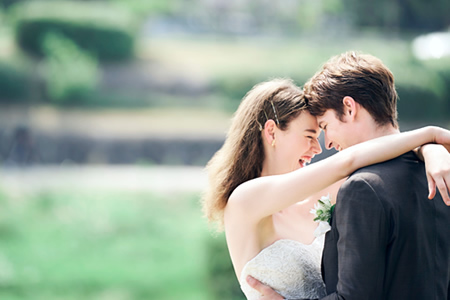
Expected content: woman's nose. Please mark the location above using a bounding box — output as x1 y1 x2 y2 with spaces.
312 139 322 154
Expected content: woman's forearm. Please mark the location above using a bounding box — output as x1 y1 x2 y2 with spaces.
231 126 450 220
344 126 441 174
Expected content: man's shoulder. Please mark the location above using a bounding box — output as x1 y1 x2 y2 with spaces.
345 160 397 187
340 151 425 196
349 151 422 179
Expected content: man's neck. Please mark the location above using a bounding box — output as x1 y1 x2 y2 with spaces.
359 124 400 143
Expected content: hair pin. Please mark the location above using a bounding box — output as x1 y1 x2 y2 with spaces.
270 101 280 125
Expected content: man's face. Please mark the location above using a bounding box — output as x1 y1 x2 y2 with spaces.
316 109 359 151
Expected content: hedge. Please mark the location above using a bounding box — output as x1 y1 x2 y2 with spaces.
9 0 138 61
0 61 31 101
42 31 99 103
205 234 245 300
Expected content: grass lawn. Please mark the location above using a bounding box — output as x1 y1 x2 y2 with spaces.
0 188 217 299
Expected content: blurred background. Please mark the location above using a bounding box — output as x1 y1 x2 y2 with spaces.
0 0 448 299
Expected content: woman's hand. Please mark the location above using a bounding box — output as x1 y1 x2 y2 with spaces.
420 144 450 205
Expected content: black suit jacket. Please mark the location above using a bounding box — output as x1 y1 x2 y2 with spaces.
319 151 450 300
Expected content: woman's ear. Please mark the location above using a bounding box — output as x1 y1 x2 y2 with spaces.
263 119 276 145
342 96 358 121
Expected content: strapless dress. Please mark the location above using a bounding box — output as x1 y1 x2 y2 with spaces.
239 236 327 299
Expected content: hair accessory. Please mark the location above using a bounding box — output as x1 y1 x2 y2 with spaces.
270 101 280 125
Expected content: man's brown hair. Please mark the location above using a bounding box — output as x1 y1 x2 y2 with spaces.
304 51 398 128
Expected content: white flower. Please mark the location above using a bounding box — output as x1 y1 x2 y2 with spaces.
314 221 331 237
310 194 335 237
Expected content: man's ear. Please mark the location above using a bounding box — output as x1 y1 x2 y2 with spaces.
263 119 277 145
342 96 359 121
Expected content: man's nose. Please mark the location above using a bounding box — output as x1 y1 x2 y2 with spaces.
324 135 333 150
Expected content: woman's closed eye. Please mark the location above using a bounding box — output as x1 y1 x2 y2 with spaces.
306 135 320 141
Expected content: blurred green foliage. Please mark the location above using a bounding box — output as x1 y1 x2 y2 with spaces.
0 0 446 124
205 233 245 300
110 0 180 19
9 0 137 61
0 32 448 124
0 60 30 101
341 0 450 32
0 188 219 299
109 0 449 34
42 31 98 103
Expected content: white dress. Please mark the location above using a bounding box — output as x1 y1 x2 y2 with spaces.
239 236 327 299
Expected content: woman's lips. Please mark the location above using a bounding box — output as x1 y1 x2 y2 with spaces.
299 156 312 168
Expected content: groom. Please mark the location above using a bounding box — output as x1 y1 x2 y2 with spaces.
247 52 450 299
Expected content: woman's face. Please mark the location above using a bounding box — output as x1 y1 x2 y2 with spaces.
273 111 322 174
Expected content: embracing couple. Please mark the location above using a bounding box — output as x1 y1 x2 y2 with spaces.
203 51 450 300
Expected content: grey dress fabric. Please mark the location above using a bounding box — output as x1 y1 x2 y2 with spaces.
240 237 327 299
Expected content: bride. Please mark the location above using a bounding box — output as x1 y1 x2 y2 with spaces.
202 78 450 299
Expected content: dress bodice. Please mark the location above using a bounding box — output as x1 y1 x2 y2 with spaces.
239 236 327 299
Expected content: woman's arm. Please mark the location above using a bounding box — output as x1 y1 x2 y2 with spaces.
228 126 450 221
416 144 450 204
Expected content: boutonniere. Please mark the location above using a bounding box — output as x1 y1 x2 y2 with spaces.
310 194 335 237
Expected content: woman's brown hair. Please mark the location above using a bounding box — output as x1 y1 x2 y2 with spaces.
202 78 307 230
